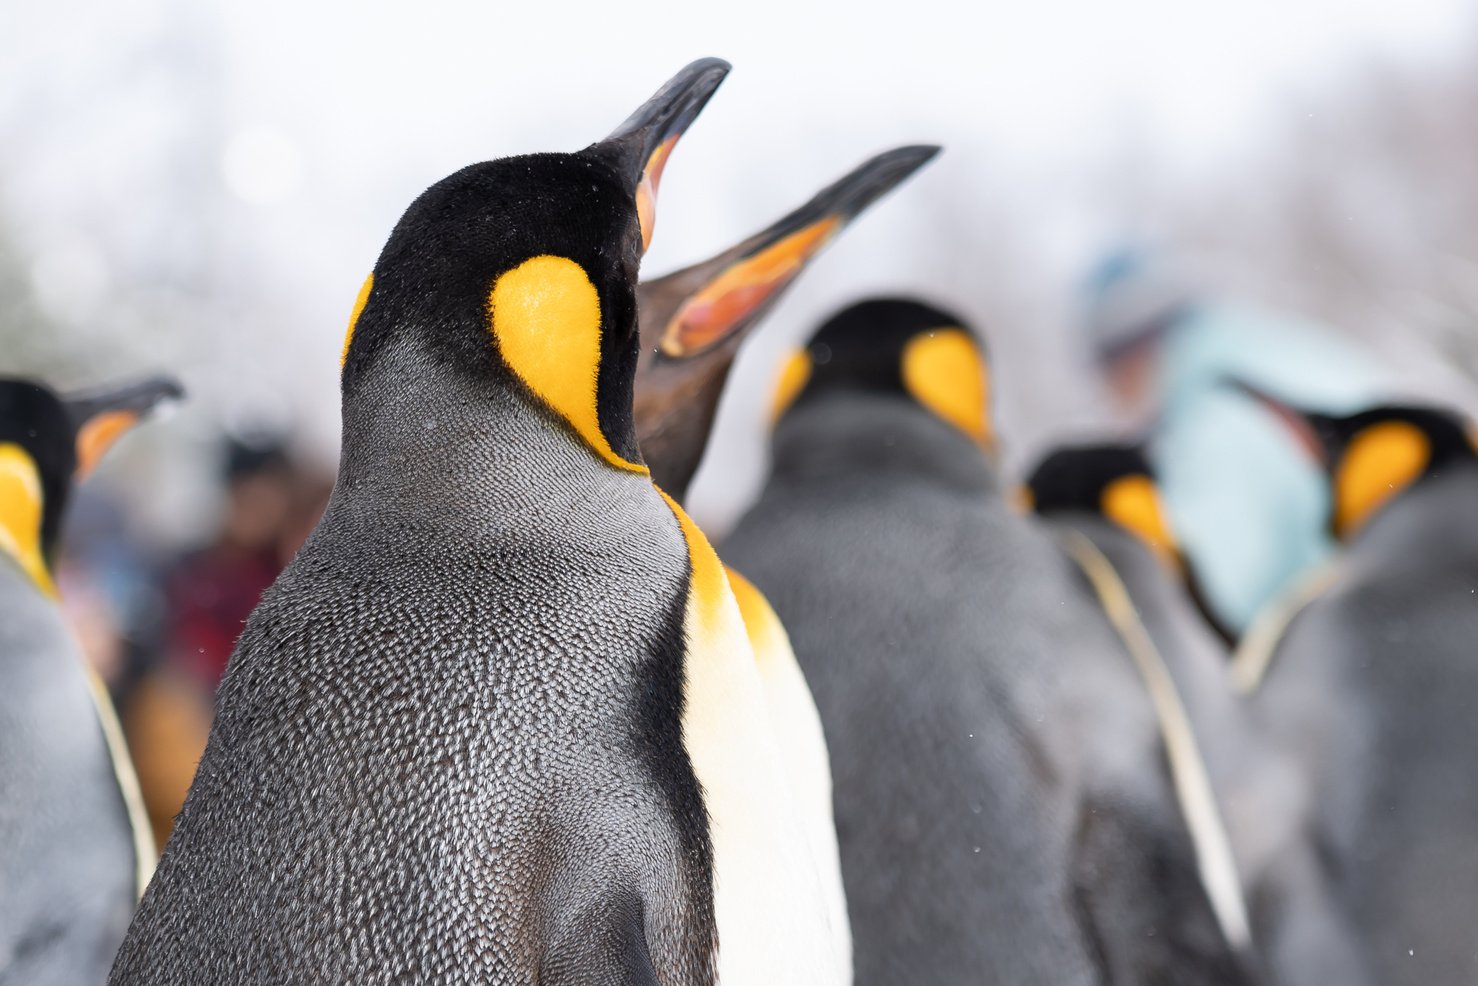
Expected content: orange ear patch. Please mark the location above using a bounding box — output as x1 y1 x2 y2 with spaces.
340 273 374 368
489 255 647 474
0 443 55 597
900 328 992 445
1333 421 1430 538
1102 473 1180 569
769 349 813 425
660 218 842 358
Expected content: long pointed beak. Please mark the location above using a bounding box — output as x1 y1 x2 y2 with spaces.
65 375 185 478
634 144 941 500
596 58 731 253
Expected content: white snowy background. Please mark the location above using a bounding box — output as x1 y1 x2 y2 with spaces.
3 0 1477 539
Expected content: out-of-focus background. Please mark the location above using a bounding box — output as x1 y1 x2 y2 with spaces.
6 0 1478 840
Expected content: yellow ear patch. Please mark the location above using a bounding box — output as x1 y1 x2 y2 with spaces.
660 217 842 359
1103 474 1180 570
769 348 813 425
1333 421 1430 539
340 274 374 368
0 443 56 598
489 255 646 474
901 328 992 445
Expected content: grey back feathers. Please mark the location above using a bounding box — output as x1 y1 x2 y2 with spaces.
1250 464 1478 983
723 302 1248 983
113 376 718 984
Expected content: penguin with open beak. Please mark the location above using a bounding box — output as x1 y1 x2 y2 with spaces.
1230 381 1478 985
0 374 180 986
112 60 848 985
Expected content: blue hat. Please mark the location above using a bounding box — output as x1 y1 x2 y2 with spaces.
1081 246 1192 362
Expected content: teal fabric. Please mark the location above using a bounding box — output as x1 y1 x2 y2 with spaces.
1151 304 1386 634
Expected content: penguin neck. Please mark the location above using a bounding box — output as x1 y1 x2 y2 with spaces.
772 392 1000 496
0 450 58 600
336 349 640 523
1345 463 1478 572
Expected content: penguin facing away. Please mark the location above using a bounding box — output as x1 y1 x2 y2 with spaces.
1026 443 1372 986
1232 384 1478 985
0 374 180 986
111 60 846 986
722 298 1247 985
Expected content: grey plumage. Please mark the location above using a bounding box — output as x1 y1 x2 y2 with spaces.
722 301 1246 984
1251 465 1478 983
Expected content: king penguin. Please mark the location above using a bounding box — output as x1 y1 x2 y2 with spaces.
1026 443 1371 986
1231 386 1478 985
631 143 939 980
0 374 180 986
722 298 1249 984
111 60 846 986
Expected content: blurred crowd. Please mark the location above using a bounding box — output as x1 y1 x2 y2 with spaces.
60 435 331 846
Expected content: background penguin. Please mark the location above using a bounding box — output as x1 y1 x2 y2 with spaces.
1231 385 1478 984
634 143 938 501
0 374 180 986
721 298 1247 985
1026 443 1371 986
111 60 847 985
632 143 940 975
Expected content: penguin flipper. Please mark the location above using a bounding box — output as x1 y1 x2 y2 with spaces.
1070 792 1255 985
541 891 668 986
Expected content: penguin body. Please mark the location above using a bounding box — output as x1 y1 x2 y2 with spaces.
0 377 175 986
113 61 844 985
1027 444 1371 986
629 146 941 976
723 300 1245 984
1239 396 1478 983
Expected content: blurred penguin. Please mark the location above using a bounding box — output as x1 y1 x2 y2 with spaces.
724 299 1251 985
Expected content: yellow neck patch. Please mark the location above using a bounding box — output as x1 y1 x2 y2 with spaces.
657 487 731 638
489 255 646 474
1102 473 1181 571
1333 421 1430 539
769 348 814 425
900 328 993 446
0 443 56 598
340 273 374 368
660 218 842 359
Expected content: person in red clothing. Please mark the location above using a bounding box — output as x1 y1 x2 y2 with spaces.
163 440 298 691
126 437 329 846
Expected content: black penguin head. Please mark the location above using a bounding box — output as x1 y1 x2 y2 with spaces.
1229 379 1478 541
632 145 941 500
339 58 729 473
1025 442 1182 569
0 375 182 597
769 297 995 448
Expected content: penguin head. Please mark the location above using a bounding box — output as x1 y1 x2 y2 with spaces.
1024 443 1182 571
634 145 940 500
0 375 183 597
339 58 730 473
769 297 994 449
1230 379 1478 541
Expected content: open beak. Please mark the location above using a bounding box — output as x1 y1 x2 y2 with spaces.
597 57 731 254
634 144 941 500
65 376 185 478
